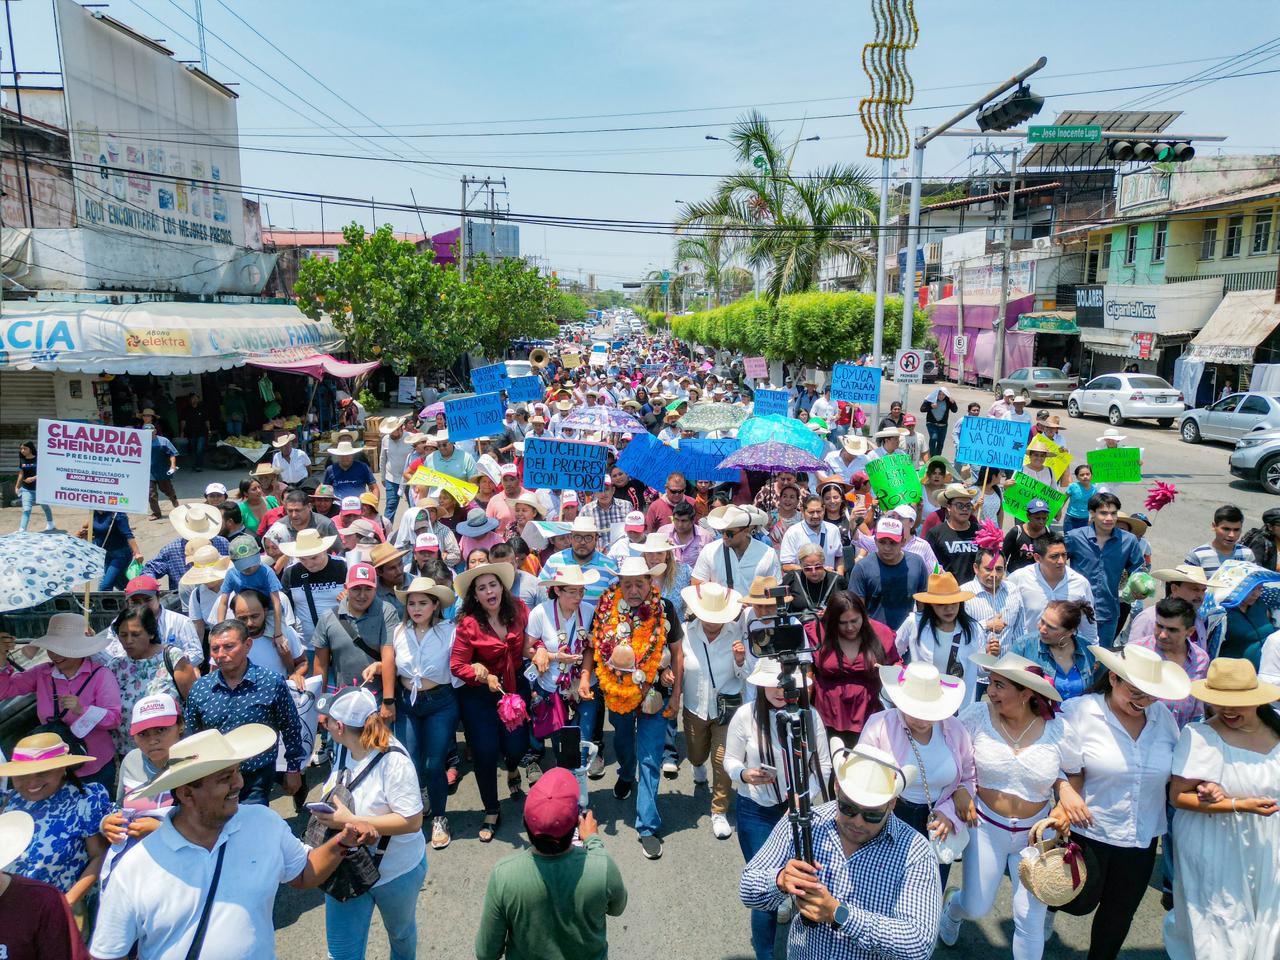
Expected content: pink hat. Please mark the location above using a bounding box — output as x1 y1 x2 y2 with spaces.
500 463 519 478
414 532 440 553
523 767 580 840
130 693 181 734
125 575 161 596
875 517 904 542
560 491 580 506
346 562 378 589
624 511 646 531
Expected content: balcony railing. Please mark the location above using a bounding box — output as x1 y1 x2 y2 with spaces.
1166 270 1276 293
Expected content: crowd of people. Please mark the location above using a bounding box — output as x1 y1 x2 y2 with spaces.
2 329 1279 960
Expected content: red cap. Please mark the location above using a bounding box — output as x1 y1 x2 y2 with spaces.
125 575 161 595
522 767 580 839
346 563 377 589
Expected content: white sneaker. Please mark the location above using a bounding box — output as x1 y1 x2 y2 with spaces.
692 763 708 785
938 889 962 947
588 753 605 780
710 813 732 839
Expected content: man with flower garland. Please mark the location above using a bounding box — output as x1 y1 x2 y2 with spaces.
579 555 684 860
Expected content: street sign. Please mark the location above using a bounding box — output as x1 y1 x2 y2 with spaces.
953 334 969 354
895 349 925 384
1027 124 1102 144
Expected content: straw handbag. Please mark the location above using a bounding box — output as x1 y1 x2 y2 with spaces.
1017 818 1088 907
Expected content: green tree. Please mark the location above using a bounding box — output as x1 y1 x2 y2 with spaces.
456 255 560 360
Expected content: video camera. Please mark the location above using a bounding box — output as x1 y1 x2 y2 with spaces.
747 585 814 662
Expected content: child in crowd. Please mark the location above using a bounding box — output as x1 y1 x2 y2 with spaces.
1064 463 1093 532
213 534 288 637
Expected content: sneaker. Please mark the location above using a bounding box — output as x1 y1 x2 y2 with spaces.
661 759 678 780
710 813 732 839
938 889 962 947
639 834 663 860
430 816 451 850
692 763 708 785
526 763 543 785
613 778 634 801
588 753 606 780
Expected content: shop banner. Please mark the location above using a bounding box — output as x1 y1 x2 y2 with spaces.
507 376 544 404
444 392 505 442
829 363 882 404
397 377 418 404
866 453 922 510
679 438 742 484
743 356 768 379
36 418 152 514
470 363 512 395
753 388 790 418
1003 472 1067 523
407 467 477 509
955 416 1031 472
1086 447 1142 484
522 437 609 492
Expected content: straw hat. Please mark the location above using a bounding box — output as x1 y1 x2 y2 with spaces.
746 656 812 688
135 724 279 799
567 516 600 535
0 731 95 777
271 433 295 449
1026 434 1056 454
706 504 753 531
1190 658 1280 707
278 527 337 559
1098 427 1128 444
454 561 516 599
637 532 676 555
968 651 1063 702
326 440 364 457
1089 644 1191 702
831 743 912 808
368 542 409 569
1042 415 1065 429
615 555 666 579
879 663 967 722
933 482 978 506
27 612 110 659
404 431 430 445
0 811 34 872
744 576 792 606
913 572 975 605
336 518 379 541
379 416 405 435
250 463 278 479
1152 564 1209 586
456 508 500 538
681 582 744 624
395 575 456 607
513 491 547 517
873 427 909 440
815 474 851 492
180 546 232 587
547 564 602 589
1116 512 1151 539
169 502 224 542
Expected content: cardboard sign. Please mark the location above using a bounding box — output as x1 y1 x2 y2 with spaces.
829 363 882 404
679 438 742 484
470 362 511 395
753 388 790 419
407 467 478 509
955 416 1031 472
444 392 505 442
1003 471 1068 523
865 453 922 510
743 356 768 379
561 352 581 370
522 437 609 492
1037 435 1073 482
507 375 544 405
1086 446 1142 484
37 418 153 514
615 432 680 491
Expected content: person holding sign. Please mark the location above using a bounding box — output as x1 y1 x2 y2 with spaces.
1066 492 1147 648
426 433 478 484
1022 435 1060 489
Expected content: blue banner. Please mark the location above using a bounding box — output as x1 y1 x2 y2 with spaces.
955 415 1032 472
507 375 544 404
680 438 741 483
470 362 511 395
444 392 505 442
522 437 609 492
615 433 679 490
753 388 790 418
829 363 881 404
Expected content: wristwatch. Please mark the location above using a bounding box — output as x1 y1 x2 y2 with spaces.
832 901 850 929
382 697 395 706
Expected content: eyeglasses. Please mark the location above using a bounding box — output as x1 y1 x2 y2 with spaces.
666 488 686 495
837 797 891 823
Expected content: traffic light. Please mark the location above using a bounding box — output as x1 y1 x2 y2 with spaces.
975 84 1045 132
1106 140 1195 162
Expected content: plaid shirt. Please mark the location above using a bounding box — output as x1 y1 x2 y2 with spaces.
143 535 230 589
740 802 941 960
581 497 631 532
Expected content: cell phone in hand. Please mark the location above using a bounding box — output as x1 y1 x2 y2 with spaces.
757 764 777 776
305 801 336 815
557 726 582 770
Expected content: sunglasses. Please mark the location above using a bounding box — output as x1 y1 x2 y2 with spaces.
837 797 891 823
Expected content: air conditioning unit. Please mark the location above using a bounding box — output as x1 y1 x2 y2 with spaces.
1032 236 1053 252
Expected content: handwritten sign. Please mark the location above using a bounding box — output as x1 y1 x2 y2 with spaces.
561 352 581 370
407 466 478 509
865 453 922 510
1087 446 1142 484
753 388 790 418
1037 435 1073 481
470 363 512 395
829 363 882 404
679 438 742 484
744 356 768 379
37 418 152 514
1003 471 1068 523
507 376 544 404
615 432 681 491
522 437 609 492
444 392 505 442
955 416 1031 472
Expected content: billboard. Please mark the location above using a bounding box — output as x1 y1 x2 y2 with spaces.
54 0 244 248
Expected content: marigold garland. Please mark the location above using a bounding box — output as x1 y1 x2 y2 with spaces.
593 582 668 714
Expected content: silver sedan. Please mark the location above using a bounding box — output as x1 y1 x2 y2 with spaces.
1180 392 1280 444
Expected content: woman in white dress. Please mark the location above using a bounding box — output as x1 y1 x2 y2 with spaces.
1164 658 1280 960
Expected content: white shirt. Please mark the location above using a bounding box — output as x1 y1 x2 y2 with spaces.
692 536 782 594
681 619 747 720
526 598 596 693
900 725 959 805
607 534 646 564
271 447 312 485
1006 564 1099 644
392 621 459 697
186 584 220 629
91 804 308 960
723 701 832 807
894 615 984 706
247 630 305 677
822 450 866 483
779 519 842 570
1023 464 1058 489
810 396 837 422
1063 693 1179 847
959 701 1082 805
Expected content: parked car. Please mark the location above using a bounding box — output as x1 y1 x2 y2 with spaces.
1067 373 1184 427
1230 428 1280 494
995 366 1079 404
1179 392 1280 444
881 352 939 383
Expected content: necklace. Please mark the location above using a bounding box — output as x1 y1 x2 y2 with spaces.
996 709 1039 749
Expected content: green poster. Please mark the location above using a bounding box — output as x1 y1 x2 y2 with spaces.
1003 472 1068 523
1086 447 1142 484
866 453 923 510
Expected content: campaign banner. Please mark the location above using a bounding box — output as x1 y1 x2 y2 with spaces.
680 438 741 484
743 356 768 379
955 416 1031 472
36 418 152 514
1086 446 1142 484
470 362 511 395
507 375 544 405
865 453 922 510
444 392 505 442
522 437 609 492
1003 471 1068 523
753 388 790 418
406 467 477 509
829 363 881 404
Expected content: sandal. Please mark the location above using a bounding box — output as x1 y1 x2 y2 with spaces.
508 771 525 800
478 813 500 843
431 816 451 850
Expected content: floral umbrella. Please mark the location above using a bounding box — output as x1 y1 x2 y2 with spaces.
716 441 828 474
560 405 647 434
678 402 750 433
737 415 825 458
0 533 106 613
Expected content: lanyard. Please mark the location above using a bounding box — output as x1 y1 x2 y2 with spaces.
551 602 582 651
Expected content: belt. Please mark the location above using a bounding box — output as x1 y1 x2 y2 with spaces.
975 798 1050 833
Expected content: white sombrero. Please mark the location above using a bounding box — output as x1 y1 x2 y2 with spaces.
0 811 34 872
1091 644 1191 701
170 502 223 541
878 662 966 722
136 724 278 799
681 582 743 624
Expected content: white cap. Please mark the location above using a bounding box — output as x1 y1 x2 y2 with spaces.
414 532 440 552
875 517 904 542
326 687 379 728
204 482 227 496
340 496 362 514
624 510 646 530
500 463 519 477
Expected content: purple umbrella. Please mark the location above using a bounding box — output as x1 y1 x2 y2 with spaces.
419 401 444 419
716 441 828 474
560 405 646 434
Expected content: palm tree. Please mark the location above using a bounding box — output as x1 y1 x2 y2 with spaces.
678 111 877 302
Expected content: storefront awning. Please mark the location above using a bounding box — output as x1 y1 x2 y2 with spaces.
1018 311 1079 334
1079 327 1135 358
1185 291 1280 364
248 354 380 381
0 300 344 374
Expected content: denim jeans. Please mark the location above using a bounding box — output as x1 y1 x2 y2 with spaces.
663 711 680 767
325 854 426 960
457 684 528 814
926 421 948 457
225 419 243 436
238 765 276 805
188 434 206 470
736 794 787 960
18 487 53 531
395 684 458 817
894 796 952 889
1064 514 1090 532
609 701 668 836
575 693 604 748
100 546 134 591
384 479 402 522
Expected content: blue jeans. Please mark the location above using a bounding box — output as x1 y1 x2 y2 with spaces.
1064 514 1089 532
384 479 402 521
100 546 134 591
926 421 948 457
188 434 206 470
575 693 603 749
325 854 426 960
18 487 53 531
457 685 528 815
663 711 680 767
736 794 787 960
894 797 952 889
238 765 276 805
225 419 242 436
395 685 458 818
608 702 668 836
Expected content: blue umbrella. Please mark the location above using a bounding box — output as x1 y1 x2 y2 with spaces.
737 415 825 458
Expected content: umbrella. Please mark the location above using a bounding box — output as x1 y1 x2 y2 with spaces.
716 441 827 474
737 415 825 458
678 402 749 433
419 401 444 419
560 405 646 434
0 532 106 613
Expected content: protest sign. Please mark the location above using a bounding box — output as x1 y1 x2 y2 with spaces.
470 362 511 395
680 438 742 484
444 392 504 442
865 453 922 510
829 363 881 404
1038 435 1073 482
743 356 768 379
955 416 1031 472
561 352 581 370
522 437 610 492
1086 446 1142 484
407 467 478 508
507 376 544 404
616 432 680 491
753 388 790 418
37 418 152 514
1003 471 1068 523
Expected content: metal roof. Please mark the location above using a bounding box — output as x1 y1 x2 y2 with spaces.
1023 110 1182 169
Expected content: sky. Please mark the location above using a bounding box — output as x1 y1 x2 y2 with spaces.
6 0 1280 288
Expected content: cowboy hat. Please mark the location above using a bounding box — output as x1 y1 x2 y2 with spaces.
1098 427 1128 444
1025 434 1057 455
1042 415 1065 429
1090 644 1191 702
879 663 966 723
815 474 852 492
325 440 364 457
1190 658 1280 708
681 582 743 624
616 556 666 579
271 433 296 449
404 431 430 445
873 427 909 440
169 502 224 542
359 492 381 509
454 561 516 599
747 656 812 688
968 651 1063 702
706 504 753 531
913 572 975 605
933 483 978 506
456 508 500 538
744 576 792 606
512 491 547 518
0 811 34 872
637 532 677 555
278 527 337 559
28 613 110 659
180 546 232 587
368 542 409 569
1115 512 1151 539
0 731 94 777
337 518 379 541
1152 564 1210 586
830 742 913 808
136 724 278 799
250 463 278 479
379 416 405 435
546 564 602 589
567 516 601 535
395 575 456 607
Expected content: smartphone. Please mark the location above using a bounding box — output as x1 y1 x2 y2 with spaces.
305 801 336 815
757 764 777 776
557 725 582 770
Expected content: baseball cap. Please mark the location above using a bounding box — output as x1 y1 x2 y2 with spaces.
500 463 519 478
324 687 378 727
339 496 362 516
229 535 263 572
1003 388 1015 397
875 517 904 542
130 693 181 734
337 518 378 540
125 575 160 596
522 767 580 840
890 504 918 522
560 491 580 506
204 482 228 497
346 562 377 589
414 532 440 552
624 511 646 531
311 484 336 499
1027 498 1051 516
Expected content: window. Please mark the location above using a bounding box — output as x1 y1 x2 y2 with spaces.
1224 214 1245 258
1124 225 1139 266
1210 395 1241 412
1101 234 1113 268
1239 396 1270 416
1087 376 1120 392
1153 221 1168 262
1128 376 1174 390
1253 209 1274 255
1199 220 1218 260
1033 369 1060 380
1009 369 1028 380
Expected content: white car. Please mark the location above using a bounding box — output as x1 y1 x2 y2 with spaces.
589 342 609 367
1067 373 1184 427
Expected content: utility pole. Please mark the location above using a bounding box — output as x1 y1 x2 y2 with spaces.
993 147 1019 384
458 175 506 282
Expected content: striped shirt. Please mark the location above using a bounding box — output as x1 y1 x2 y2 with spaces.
1184 542 1255 580
539 549 619 605
960 577 1026 653
1126 632 1209 728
